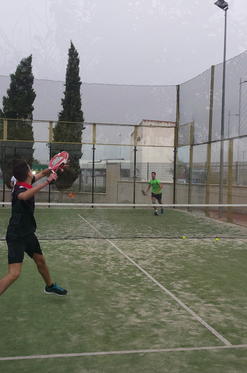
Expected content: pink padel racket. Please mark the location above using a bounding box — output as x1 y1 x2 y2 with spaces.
49 151 69 174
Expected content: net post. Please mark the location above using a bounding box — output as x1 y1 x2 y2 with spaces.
205 65 215 217
173 84 180 207
227 139 233 222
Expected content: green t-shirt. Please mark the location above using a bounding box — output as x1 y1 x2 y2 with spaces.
149 179 162 194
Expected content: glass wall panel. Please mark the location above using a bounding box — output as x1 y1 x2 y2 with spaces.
179 69 211 145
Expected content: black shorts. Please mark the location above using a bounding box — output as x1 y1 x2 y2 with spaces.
151 193 162 202
6 233 43 264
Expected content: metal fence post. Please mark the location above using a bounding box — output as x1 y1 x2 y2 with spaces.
92 124 96 205
48 121 53 206
1 146 6 205
205 65 215 215
219 9 228 213
1 120 8 205
188 122 194 210
3 119 8 141
173 85 180 206
133 126 138 207
227 139 233 222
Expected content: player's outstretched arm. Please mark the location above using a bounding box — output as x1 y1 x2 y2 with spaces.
34 164 68 182
18 173 57 201
34 168 52 182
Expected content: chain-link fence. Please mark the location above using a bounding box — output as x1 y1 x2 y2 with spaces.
175 50 247 222
1 51 247 215
0 119 175 204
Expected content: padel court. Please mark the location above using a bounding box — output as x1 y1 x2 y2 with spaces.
1 207 247 373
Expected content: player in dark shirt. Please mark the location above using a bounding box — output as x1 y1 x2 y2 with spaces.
0 160 67 296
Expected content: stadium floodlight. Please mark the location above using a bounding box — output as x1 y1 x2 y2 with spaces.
214 0 228 11
214 0 229 209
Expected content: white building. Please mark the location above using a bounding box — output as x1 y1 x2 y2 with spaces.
131 120 175 181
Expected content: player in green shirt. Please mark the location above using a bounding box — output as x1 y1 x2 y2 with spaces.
143 172 164 215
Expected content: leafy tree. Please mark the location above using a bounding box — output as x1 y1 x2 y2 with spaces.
52 42 84 190
0 56 36 187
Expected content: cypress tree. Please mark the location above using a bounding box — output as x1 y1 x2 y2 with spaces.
52 41 84 190
0 55 36 187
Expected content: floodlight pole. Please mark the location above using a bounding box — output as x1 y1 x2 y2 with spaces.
215 1 228 208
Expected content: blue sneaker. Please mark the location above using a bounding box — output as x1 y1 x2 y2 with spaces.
44 283 67 296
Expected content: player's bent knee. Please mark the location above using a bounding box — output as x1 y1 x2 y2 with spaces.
11 272 20 281
9 268 21 281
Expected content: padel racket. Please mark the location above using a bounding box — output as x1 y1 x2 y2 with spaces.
49 151 69 174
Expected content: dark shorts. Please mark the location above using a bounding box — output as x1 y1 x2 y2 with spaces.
6 233 43 264
151 193 162 202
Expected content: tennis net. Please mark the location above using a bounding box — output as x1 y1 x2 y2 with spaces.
1 203 247 240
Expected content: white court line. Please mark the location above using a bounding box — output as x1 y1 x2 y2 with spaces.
78 214 231 347
1 344 247 361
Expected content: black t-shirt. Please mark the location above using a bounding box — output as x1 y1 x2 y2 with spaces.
6 178 36 239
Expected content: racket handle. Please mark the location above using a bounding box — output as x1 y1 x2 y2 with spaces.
46 173 58 184
48 167 56 174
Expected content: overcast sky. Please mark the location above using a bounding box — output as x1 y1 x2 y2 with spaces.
0 0 247 85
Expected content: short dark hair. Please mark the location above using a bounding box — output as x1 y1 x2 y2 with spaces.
13 160 30 181
151 171 156 175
